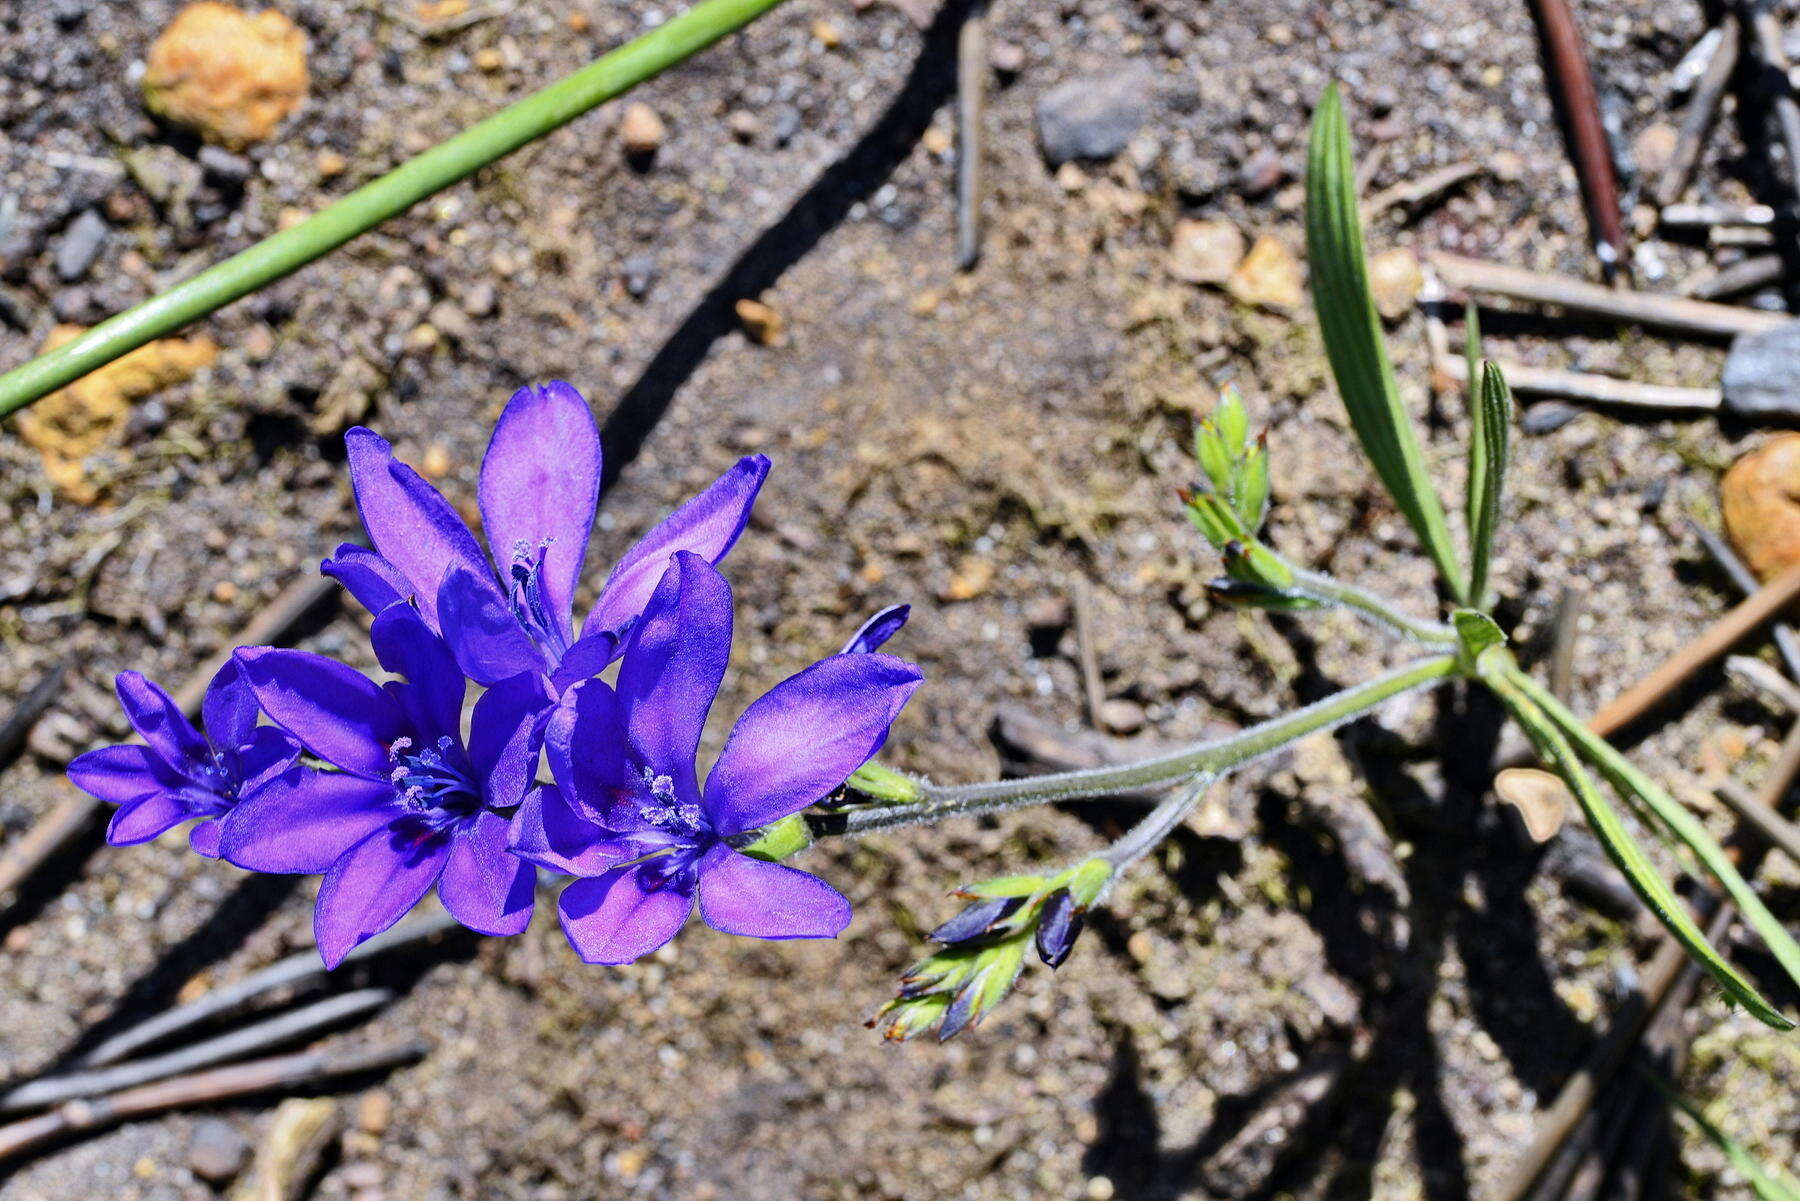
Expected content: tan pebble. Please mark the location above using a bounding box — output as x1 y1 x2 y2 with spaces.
619 101 666 156
921 126 952 156
314 149 347 177
277 205 309 230
420 442 452 479
567 10 589 32
142 2 308 150
1722 433 1800 582
356 1092 391 1135
212 580 239 603
1167 217 1245 286
1633 123 1679 180
938 556 995 602
474 47 504 72
1493 768 1569 843
1225 234 1304 311
404 323 440 352
859 561 886 585
613 1147 647 1179
810 19 842 47
734 298 784 345
909 290 941 316
1367 246 1423 321
1126 930 1153 963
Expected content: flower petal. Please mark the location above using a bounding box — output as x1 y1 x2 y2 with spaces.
615 553 731 800
556 864 693 965
106 793 194 846
188 819 224 858
467 672 549 811
438 811 535 937
200 657 261 751
437 568 543 686
508 784 645 876
231 726 304 796
583 455 769 640
322 544 413 618
115 671 208 768
548 630 617 695
218 769 398 874
345 426 488 627
703 652 923 835
314 825 450 968
478 382 599 647
544 681 631 824
841 604 910 655
235 647 404 778
370 603 466 743
696 845 851 940
68 744 177 804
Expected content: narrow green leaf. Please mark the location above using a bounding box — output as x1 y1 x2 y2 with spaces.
1509 670 1800 1018
1465 361 1513 606
1659 1082 1800 1201
1490 675 1792 1029
1306 84 1466 600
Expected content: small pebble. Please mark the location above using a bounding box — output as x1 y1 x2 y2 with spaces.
55 210 108 282
188 1118 249 1186
620 102 666 158
734 298 783 345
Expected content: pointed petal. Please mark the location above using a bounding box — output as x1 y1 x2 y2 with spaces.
115 671 208 768
508 784 645 875
544 681 631 823
322 543 413 617
218 770 398 874
704 652 923 835
548 630 617 695
696 845 851 940
106 793 194 846
188 819 224 857
467 672 549 811
437 568 543 686
314 826 450 968
345 426 488 627
842 604 910 655
478 382 599 646
235 647 403 778
68 744 177 804
200 657 261 751
615 553 731 800
556 864 693 965
438 812 535 936
230 726 303 796
370 603 466 743
583 455 769 640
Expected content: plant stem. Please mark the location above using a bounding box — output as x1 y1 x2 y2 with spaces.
826 652 1461 836
1287 565 1459 646
1101 774 1216 871
0 0 791 420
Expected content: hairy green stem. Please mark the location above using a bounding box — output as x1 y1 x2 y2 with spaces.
827 653 1461 836
0 0 790 419
1101 774 1216 870
1286 565 1459 646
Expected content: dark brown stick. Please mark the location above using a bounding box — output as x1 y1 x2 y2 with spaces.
1656 17 1741 208
1 989 392 1114
0 1038 426 1162
1526 0 1630 275
0 662 67 769
0 568 342 909
1432 252 1788 338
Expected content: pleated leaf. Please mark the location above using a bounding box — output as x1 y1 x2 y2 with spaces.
1465 361 1513 607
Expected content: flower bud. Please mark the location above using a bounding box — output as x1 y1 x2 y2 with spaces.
929 895 1025 944
1034 888 1086 969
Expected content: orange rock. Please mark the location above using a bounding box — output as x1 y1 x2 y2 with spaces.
1722 433 1800 582
1226 234 1304 311
734 298 784 346
17 325 218 502
143 3 308 149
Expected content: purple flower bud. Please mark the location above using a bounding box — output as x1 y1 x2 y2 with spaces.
929 895 1024 944
1034 888 1085 969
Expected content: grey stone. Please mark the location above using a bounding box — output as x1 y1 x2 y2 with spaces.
1034 66 1154 165
622 254 657 299
1722 319 1800 419
188 1117 249 1185
197 145 253 183
54 209 107 282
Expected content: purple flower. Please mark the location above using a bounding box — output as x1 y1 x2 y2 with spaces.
219 605 543 967
67 663 299 857
325 381 769 694
510 552 923 964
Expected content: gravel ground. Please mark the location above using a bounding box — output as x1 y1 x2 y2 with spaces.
2 0 1798 1197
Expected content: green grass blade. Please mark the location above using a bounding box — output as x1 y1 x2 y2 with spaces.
1487 671 1792 1029
1657 1080 1800 1201
1306 84 1466 600
1508 669 1800 1018
1463 302 1485 541
1466 362 1513 607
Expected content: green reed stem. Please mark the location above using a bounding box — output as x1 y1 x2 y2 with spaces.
0 0 791 419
